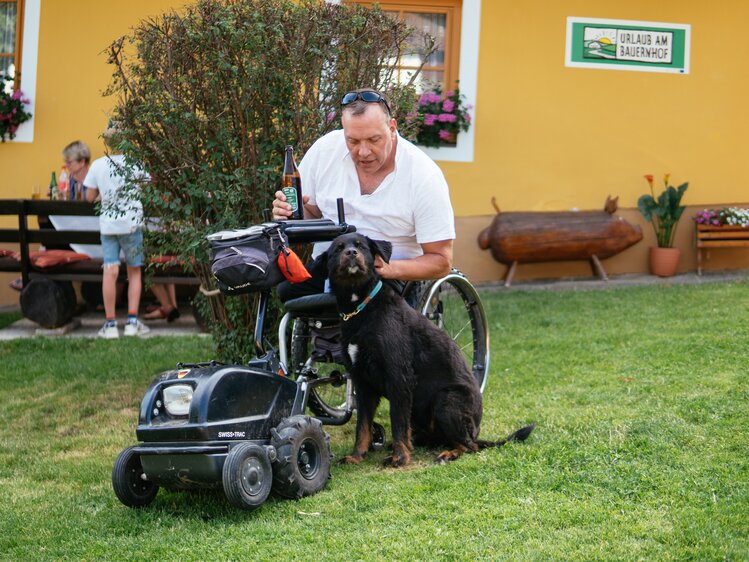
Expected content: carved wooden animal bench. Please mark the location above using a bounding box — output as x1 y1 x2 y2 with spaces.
477 197 643 287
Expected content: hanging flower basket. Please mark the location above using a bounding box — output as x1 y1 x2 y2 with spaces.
411 85 472 148
0 75 32 142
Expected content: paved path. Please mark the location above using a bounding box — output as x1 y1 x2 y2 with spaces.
1 270 746 339
0 305 207 340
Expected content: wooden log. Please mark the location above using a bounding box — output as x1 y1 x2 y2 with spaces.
20 278 77 328
478 196 643 279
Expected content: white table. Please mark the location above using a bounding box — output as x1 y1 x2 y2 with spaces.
47 215 103 258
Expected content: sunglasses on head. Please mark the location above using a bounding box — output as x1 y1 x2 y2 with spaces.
340 91 391 115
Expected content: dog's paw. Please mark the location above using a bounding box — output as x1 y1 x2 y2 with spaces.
338 454 364 465
382 454 409 468
435 451 453 464
435 447 466 464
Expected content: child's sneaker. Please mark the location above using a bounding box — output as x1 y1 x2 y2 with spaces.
124 320 150 337
98 322 119 339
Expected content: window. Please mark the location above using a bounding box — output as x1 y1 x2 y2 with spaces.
343 0 479 162
347 0 462 92
0 0 24 91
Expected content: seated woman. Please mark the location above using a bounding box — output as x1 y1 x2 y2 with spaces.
63 140 91 199
9 140 93 292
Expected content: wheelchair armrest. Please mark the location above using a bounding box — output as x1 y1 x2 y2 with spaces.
283 292 338 313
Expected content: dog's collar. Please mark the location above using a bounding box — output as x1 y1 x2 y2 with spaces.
340 280 383 322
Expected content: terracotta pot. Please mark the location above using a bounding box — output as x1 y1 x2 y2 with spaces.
649 246 680 277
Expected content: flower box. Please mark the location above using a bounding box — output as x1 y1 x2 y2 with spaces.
695 223 749 275
412 86 471 148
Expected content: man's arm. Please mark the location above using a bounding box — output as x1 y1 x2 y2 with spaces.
375 239 453 281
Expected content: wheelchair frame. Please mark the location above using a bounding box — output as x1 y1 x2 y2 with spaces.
276 268 490 426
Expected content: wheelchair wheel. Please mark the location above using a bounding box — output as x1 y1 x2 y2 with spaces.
417 272 490 393
290 319 352 421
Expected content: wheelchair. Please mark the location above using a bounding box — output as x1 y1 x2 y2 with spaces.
226 205 489 430
277 268 490 426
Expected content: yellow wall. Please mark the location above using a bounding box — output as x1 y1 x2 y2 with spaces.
442 0 749 216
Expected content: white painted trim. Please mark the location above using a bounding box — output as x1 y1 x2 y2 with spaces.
11 0 40 143
420 0 480 163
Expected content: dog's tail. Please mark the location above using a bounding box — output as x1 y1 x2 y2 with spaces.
476 423 536 450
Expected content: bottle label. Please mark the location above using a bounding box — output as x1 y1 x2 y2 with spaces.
282 187 299 212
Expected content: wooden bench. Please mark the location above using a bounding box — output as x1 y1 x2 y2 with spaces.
0 199 198 327
696 224 749 275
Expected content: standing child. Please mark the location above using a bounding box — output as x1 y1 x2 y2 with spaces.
84 122 150 338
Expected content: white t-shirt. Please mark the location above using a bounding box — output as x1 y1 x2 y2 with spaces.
299 130 455 259
83 154 147 235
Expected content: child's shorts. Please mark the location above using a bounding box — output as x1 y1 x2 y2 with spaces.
101 230 144 267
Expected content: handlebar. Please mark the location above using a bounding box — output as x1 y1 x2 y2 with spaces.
274 197 354 244
278 219 355 244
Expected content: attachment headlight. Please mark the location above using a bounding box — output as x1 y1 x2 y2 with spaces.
162 384 193 416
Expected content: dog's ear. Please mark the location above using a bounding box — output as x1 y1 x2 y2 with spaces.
368 238 392 263
308 251 328 276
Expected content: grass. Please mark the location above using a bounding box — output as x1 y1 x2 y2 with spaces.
0 281 747 560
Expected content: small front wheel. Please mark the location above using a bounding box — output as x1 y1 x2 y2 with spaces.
271 416 332 499
222 442 273 510
112 446 159 508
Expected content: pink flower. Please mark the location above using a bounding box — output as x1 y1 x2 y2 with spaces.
326 111 335 123
10 90 22 100
442 99 455 113
438 130 452 141
423 113 437 126
438 113 457 123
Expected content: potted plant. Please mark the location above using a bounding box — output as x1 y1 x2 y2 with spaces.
0 75 32 142
412 85 472 148
637 173 689 276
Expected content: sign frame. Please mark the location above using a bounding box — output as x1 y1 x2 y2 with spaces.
565 16 691 74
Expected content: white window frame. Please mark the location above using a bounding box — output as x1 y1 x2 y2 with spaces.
11 0 39 143
420 0 479 163
330 0 480 163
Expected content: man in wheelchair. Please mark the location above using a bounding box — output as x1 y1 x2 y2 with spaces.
271 87 455 302
269 88 495 419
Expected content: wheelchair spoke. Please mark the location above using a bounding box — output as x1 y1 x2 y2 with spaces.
419 273 490 394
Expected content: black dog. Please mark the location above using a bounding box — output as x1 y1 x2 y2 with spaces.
322 232 534 467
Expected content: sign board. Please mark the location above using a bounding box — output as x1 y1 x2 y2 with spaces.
565 17 691 74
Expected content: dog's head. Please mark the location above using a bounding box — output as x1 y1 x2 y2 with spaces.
321 233 392 289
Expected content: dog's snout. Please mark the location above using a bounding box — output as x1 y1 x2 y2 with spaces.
344 247 358 257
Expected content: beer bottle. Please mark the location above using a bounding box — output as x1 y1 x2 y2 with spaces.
281 145 303 220
48 171 58 200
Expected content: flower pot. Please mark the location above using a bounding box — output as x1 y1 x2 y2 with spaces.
649 246 680 277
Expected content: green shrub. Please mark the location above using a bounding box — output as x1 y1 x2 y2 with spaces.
106 0 425 362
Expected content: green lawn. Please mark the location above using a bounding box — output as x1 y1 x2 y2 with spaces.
0 281 747 561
